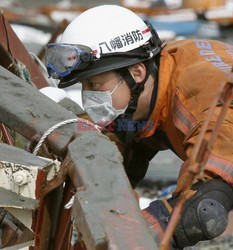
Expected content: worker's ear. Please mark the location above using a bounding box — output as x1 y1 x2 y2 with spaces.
128 63 146 84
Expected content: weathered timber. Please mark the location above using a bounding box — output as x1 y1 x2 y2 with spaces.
0 66 79 156
68 134 158 250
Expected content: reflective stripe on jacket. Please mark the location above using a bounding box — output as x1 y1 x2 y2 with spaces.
139 39 233 192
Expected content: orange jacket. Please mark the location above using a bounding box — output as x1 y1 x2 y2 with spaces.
133 39 233 192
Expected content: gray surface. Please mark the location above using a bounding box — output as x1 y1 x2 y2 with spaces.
69 133 159 249
0 65 79 155
146 150 182 181
58 97 84 115
0 187 38 209
0 143 49 167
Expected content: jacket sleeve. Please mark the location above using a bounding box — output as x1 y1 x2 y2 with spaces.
175 105 233 194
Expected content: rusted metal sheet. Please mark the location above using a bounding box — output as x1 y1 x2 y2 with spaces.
52 178 82 250
0 207 34 249
0 123 13 145
0 189 36 249
0 10 48 88
33 188 64 250
0 144 60 249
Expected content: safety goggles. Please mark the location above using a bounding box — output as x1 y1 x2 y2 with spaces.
45 43 97 79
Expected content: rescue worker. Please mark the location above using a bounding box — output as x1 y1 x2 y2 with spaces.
45 5 233 249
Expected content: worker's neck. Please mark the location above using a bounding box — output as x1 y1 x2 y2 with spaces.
132 76 154 121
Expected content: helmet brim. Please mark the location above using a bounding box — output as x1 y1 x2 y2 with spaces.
58 44 161 88
58 56 149 88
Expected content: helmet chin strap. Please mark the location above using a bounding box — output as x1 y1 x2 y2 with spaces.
117 67 151 167
121 69 144 118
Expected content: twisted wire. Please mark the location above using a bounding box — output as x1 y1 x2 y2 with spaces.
33 118 101 155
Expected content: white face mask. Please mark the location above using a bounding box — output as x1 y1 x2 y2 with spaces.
82 80 127 125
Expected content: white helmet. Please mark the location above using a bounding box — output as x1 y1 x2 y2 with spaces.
45 5 161 88
61 5 152 53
